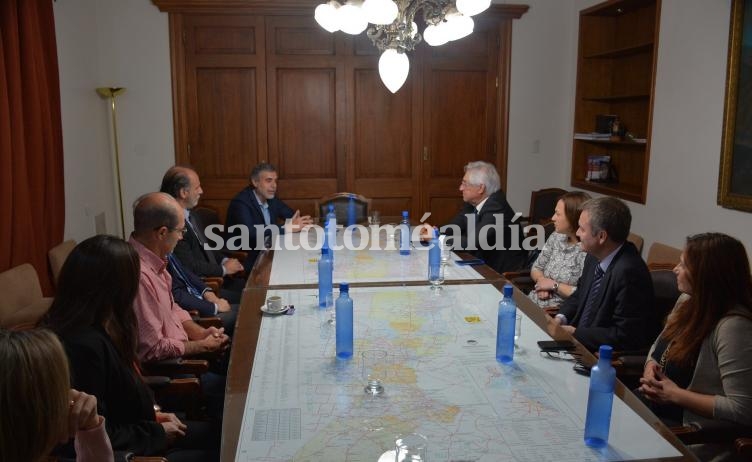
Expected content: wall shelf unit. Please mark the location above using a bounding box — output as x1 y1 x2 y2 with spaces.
570 0 661 204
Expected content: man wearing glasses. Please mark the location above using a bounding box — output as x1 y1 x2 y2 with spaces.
129 192 230 363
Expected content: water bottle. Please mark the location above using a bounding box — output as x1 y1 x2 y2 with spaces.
326 204 337 260
584 345 616 448
428 229 441 281
495 284 516 363
335 282 353 359
318 248 333 308
347 195 356 227
399 210 411 256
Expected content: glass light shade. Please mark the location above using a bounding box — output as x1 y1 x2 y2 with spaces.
362 0 398 25
378 49 410 93
410 21 419 38
456 0 491 17
444 13 474 41
339 1 368 35
315 1 341 33
423 23 448 46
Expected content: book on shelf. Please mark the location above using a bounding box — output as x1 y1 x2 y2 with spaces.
574 132 612 140
586 155 612 182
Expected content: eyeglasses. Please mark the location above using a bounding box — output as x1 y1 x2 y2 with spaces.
154 225 187 236
171 227 188 237
460 181 480 188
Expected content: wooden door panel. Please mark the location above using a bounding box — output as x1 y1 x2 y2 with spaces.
272 68 338 179
353 68 413 179
184 15 267 189
427 69 491 177
194 68 259 178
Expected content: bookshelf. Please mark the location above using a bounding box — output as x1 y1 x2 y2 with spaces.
570 0 661 204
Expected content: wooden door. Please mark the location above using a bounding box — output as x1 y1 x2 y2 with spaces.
264 15 345 216
182 14 268 219
346 34 422 219
421 17 503 226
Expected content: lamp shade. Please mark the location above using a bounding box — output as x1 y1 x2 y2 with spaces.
378 49 410 93
444 12 474 42
339 1 368 35
423 23 449 47
456 0 491 17
315 1 341 33
362 0 398 25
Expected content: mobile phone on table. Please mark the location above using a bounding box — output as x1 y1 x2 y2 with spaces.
573 361 591 376
537 340 576 352
455 258 484 266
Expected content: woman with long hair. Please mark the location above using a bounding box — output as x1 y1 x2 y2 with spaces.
529 191 591 308
0 328 113 462
639 233 752 447
44 235 218 461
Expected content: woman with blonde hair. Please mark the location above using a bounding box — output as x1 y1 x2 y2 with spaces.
529 191 591 309
0 328 113 462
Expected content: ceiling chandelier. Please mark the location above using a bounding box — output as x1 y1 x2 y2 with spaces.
314 0 491 93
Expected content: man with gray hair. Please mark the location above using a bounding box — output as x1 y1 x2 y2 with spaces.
556 196 655 352
425 161 527 274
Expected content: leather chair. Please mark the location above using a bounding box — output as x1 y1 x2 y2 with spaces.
646 242 682 270
519 187 567 231
314 192 371 225
48 239 76 288
627 232 644 256
0 263 53 329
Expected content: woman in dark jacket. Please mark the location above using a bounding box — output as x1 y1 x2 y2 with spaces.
44 235 218 462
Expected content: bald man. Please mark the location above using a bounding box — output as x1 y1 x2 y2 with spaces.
129 192 230 363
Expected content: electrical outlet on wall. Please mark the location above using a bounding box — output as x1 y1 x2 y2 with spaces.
532 139 540 154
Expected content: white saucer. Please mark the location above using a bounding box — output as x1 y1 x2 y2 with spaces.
260 304 288 315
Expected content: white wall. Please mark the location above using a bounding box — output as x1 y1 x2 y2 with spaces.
500 0 580 213
54 0 752 252
54 0 173 241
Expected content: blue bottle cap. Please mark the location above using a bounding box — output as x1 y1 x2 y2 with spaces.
503 283 514 297
329 204 334 211
402 210 409 217
599 345 613 360
339 282 349 293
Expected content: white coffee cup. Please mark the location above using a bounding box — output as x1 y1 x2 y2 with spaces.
266 296 283 312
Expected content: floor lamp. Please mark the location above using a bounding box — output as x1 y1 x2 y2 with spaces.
96 87 126 239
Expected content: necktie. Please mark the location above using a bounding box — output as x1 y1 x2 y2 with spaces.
579 264 605 328
168 254 203 300
187 214 205 245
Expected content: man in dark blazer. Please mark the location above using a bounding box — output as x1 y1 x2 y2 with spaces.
160 166 245 301
556 196 655 352
423 161 527 274
167 253 237 335
226 162 313 271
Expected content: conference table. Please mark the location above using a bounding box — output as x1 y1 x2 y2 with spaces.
221 232 694 461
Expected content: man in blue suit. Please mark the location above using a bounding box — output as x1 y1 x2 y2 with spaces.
226 162 313 271
556 196 656 352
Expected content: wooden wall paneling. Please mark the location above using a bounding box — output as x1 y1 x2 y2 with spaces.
265 15 344 215
347 42 421 219
421 23 499 226
183 15 268 184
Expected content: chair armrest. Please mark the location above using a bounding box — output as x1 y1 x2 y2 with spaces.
196 316 223 329
224 250 247 261
736 437 752 456
141 358 209 377
202 277 223 292
502 270 535 295
142 375 171 390
671 422 752 445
